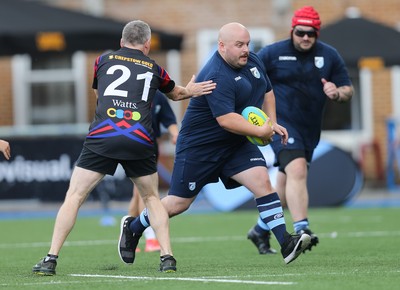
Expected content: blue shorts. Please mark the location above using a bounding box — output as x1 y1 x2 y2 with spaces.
270 122 318 155
76 146 157 178
169 142 267 198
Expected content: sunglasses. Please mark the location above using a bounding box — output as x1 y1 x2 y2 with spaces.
294 29 317 38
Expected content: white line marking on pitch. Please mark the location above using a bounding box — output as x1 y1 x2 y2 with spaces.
1 230 400 249
70 274 295 285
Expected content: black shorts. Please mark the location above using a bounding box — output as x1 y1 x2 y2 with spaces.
76 146 157 178
277 149 313 173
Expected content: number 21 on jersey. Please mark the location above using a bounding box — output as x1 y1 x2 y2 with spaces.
103 64 153 101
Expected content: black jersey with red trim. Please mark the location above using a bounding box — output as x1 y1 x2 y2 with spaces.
86 47 175 160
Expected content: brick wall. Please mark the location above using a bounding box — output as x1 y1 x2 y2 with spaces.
295 0 400 28
0 58 12 126
101 0 275 90
372 69 393 178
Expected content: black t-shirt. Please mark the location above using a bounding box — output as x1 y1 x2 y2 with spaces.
86 47 175 160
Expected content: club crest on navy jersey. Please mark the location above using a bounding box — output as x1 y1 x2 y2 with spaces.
314 57 324 68
250 67 260 79
188 182 196 191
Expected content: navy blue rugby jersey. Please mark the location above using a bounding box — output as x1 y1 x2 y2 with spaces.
176 51 272 161
87 47 175 160
257 39 352 150
152 90 177 139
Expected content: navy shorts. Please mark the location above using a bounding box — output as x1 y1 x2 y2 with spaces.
76 146 157 178
270 125 313 172
276 149 313 172
169 142 267 198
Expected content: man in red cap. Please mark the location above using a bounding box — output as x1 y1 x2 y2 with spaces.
247 6 354 254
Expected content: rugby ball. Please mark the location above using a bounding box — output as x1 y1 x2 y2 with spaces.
241 106 271 146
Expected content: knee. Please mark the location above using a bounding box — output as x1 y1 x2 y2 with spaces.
286 161 307 180
64 190 87 208
163 197 191 217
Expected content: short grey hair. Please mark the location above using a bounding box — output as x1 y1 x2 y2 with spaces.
121 20 151 46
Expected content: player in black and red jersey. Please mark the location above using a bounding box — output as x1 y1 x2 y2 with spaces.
32 20 215 275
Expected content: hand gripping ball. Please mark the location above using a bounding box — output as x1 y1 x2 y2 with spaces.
241 106 271 146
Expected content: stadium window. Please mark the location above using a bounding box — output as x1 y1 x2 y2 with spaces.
11 52 87 127
31 81 76 124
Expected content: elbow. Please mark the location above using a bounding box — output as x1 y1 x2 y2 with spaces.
217 118 230 130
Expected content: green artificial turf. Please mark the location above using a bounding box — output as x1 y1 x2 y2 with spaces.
0 207 399 289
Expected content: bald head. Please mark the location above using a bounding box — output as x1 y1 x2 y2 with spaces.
218 22 250 69
218 22 248 43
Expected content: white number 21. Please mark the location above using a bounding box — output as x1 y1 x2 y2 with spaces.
103 65 153 101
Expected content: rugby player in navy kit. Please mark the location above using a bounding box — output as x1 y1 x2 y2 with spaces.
247 6 353 255
121 22 311 267
32 20 215 275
